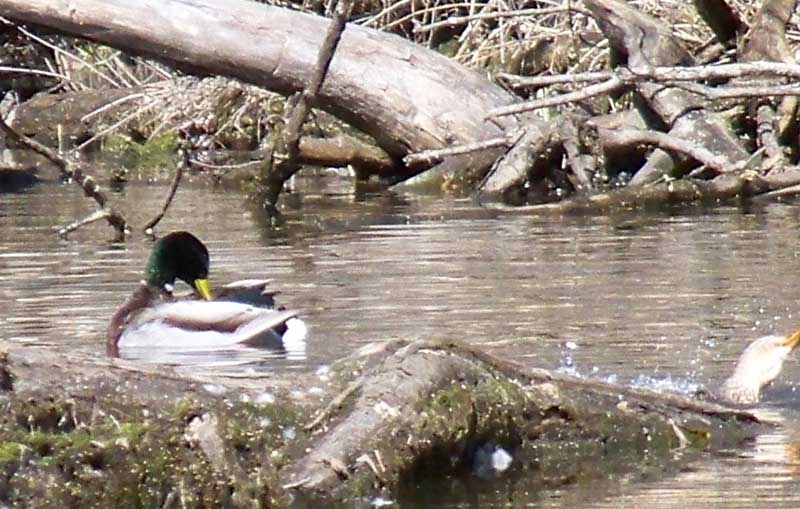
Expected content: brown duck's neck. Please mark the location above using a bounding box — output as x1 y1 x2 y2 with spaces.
106 282 167 357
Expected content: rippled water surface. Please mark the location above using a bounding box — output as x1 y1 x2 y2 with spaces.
3 177 800 507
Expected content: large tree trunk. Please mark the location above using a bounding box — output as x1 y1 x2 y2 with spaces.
0 0 525 182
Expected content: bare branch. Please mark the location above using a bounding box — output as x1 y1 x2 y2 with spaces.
501 61 800 89
143 162 184 236
262 0 353 208
0 65 71 82
496 70 613 88
611 129 732 175
58 210 111 238
490 77 624 117
673 81 800 100
404 132 520 167
414 7 585 34
0 113 129 239
493 62 800 117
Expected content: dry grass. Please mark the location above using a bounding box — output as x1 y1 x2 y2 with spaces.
3 0 791 154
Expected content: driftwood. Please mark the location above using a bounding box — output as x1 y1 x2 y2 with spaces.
0 0 526 187
259 0 352 213
0 113 130 239
738 0 798 143
584 0 749 187
484 168 800 215
7 0 800 210
0 339 764 506
474 0 800 206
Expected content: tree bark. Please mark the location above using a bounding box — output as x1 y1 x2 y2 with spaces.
584 0 749 186
738 0 799 142
0 0 525 182
692 0 745 47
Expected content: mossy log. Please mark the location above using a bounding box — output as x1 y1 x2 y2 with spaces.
0 339 764 507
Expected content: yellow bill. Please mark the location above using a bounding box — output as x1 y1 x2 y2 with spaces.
781 329 800 349
194 278 213 300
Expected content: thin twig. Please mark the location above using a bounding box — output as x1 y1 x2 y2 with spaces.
404 132 518 167
81 91 148 122
672 81 800 100
71 99 159 153
58 210 110 238
0 113 129 238
0 16 121 88
0 65 71 82
304 380 362 432
375 2 485 32
493 62 800 118
188 158 259 170
417 6 589 33
143 163 184 235
497 70 611 89
501 61 800 89
490 76 624 117
359 0 412 27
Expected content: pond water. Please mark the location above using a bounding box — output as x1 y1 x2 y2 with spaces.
3 175 800 507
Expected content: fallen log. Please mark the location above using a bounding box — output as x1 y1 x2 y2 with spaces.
0 339 764 506
738 0 799 144
583 0 749 187
0 0 529 185
483 168 800 214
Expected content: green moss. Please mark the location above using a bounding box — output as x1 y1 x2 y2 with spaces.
172 397 203 422
117 421 149 440
0 392 307 506
0 442 21 463
25 430 90 456
103 132 179 176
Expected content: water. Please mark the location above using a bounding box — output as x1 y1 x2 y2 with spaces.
3 177 800 506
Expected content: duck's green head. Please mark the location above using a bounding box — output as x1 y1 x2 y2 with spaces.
146 231 213 299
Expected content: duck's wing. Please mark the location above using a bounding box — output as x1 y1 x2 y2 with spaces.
215 279 280 308
142 300 295 330
121 300 299 350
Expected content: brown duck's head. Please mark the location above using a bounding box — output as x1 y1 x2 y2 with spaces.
720 330 800 405
145 231 213 300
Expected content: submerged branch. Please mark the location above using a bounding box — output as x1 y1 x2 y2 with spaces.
0 113 129 239
261 0 352 209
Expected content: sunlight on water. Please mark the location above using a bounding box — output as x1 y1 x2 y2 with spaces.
3 178 800 506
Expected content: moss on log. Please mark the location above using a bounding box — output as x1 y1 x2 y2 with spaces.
0 339 763 507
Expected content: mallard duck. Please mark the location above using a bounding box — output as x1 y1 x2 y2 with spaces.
719 329 800 405
106 231 306 360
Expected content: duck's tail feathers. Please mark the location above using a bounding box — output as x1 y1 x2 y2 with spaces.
237 309 299 347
